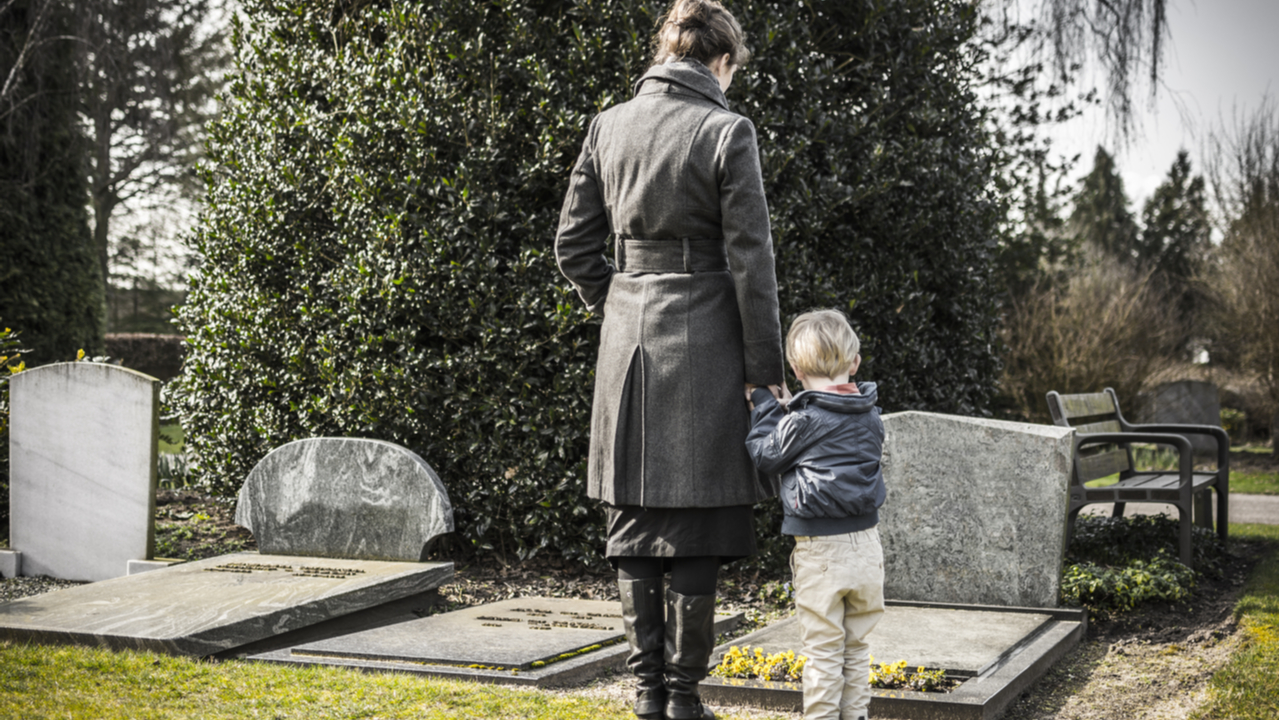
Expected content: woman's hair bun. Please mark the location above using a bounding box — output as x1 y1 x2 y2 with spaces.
651 0 749 69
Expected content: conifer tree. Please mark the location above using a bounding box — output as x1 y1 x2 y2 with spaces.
1070 146 1140 261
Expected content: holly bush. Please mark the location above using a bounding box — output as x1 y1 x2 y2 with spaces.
171 0 1002 566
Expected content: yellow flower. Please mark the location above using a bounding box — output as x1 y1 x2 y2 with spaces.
77 349 85 360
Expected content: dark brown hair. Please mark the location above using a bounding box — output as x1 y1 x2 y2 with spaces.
651 0 750 68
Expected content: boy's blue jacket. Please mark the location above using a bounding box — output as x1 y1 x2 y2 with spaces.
746 382 886 536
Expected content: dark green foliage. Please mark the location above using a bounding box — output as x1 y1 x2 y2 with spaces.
1060 514 1224 617
1138 151 1210 285
1061 553 1197 617
0 1 105 366
172 0 1002 565
1067 514 1225 572
0 327 29 531
1069 146 1140 261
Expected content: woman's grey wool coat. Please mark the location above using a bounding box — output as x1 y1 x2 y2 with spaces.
555 59 785 509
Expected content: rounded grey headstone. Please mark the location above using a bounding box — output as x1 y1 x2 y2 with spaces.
234 438 454 561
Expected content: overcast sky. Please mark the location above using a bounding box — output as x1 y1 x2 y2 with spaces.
1045 0 1279 210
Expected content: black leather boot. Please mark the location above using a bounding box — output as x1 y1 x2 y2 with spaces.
664 589 717 720
619 577 666 719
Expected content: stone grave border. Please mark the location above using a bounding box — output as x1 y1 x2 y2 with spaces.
700 600 1087 720
249 611 744 688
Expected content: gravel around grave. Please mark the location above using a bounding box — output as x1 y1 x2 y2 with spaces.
0 484 1272 720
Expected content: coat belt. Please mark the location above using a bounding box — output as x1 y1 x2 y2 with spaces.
616 237 728 273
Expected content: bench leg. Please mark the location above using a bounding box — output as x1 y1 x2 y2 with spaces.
1193 491 1213 529
1216 482 1230 540
1178 507 1193 566
1111 502 1126 518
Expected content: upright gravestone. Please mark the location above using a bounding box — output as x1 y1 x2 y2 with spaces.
8 362 160 582
879 412 1073 608
1135 380 1222 457
235 438 454 561
0 437 456 656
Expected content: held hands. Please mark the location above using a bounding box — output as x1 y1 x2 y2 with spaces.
744 383 792 410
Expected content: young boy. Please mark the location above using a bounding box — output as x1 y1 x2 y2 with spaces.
745 309 886 720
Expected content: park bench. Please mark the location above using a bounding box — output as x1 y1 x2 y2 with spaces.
1046 387 1229 566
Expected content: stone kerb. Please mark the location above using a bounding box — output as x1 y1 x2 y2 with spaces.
879 411 1073 608
9 362 160 582
235 438 453 561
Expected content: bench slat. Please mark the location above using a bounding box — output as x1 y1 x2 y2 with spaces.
1075 419 1123 435
1058 392 1116 419
1077 449 1130 481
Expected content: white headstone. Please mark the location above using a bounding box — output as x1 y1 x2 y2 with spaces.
9 362 160 581
879 411 1073 608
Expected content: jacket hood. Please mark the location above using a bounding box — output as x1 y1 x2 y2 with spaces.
788 381 879 414
633 60 728 109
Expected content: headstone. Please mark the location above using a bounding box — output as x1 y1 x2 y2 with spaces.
880 412 1073 608
250 597 744 688
0 552 452 656
1135 380 1222 457
235 438 453 561
9 362 160 582
701 601 1086 719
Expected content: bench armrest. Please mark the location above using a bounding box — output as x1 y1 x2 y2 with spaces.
1123 423 1230 470
1075 432 1195 490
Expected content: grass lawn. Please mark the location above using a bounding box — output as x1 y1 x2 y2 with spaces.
0 643 788 720
158 423 184 455
1193 522 1278 720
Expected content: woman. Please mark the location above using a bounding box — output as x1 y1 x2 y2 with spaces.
555 2 783 719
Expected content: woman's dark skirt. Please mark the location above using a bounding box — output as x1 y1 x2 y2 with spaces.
605 504 756 568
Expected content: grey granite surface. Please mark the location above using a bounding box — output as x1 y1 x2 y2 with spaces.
235 438 453 561
0 552 452 656
880 412 1073 607
292 597 627 669
9 362 159 582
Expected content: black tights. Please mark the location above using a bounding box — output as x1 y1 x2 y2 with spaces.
616 556 719 596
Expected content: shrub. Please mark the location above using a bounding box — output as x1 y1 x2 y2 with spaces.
998 253 1186 422
0 2 105 367
171 0 1003 565
0 327 28 531
1060 514 1223 617
104 333 187 382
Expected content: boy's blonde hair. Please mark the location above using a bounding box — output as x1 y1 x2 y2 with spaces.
786 309 860 379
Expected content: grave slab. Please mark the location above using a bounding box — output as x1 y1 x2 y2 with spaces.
701 600 1086 720
9 362 160 581
0 552 452 656
880 412 1073 607
235 437 453 561
250 597 744 688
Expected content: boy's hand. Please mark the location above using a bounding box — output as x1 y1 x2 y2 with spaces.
776 383 793 406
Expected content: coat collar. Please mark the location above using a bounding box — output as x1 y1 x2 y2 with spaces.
789 382 879 414
633 59 729 109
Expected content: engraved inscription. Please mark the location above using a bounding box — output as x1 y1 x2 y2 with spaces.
204 562 366 580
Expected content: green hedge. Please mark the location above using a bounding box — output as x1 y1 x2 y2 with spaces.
0 1 105 367
171 0 1001 565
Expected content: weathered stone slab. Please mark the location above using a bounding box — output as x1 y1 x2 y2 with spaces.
0 552 452 656
250 597 744 688
235 438 453 561
9 362 159 582
880 412 1073 607
1136 380 1222 456
701 601 1087 720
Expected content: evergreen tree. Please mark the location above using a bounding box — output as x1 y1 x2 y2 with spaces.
1070 146 1139 261
0 0 104 365
1139 150 1210 279
1138 150 1210 327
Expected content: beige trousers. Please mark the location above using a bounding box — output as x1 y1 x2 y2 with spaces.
791 528 885 720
